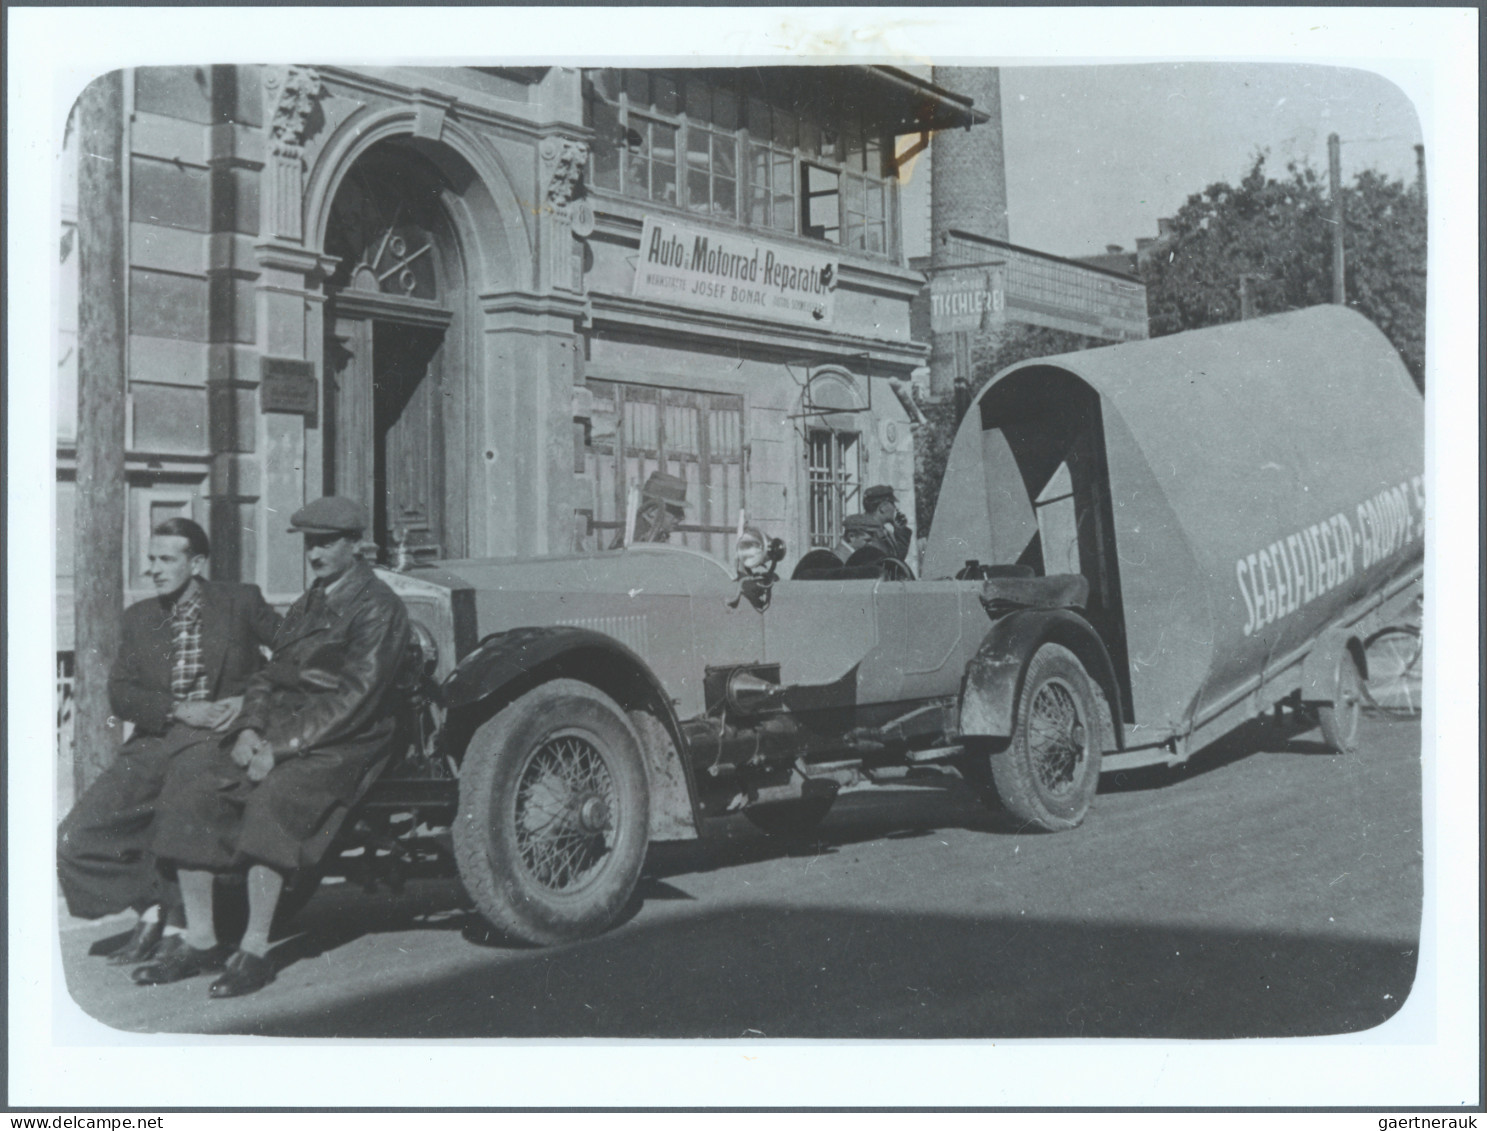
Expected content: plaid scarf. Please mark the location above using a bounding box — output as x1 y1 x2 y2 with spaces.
169 585 209 702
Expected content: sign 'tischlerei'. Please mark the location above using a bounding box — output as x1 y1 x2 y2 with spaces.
633 215 838 327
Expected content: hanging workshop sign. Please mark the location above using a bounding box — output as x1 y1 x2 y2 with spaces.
633 214 838 328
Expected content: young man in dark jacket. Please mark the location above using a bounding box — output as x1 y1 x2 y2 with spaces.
57 518 281 963
140 497 411 997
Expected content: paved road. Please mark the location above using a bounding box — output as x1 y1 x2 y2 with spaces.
60 708 1421 1039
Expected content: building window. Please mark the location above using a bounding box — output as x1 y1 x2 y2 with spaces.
586 69 894 255
807 428 862 548
581 379 746 561
802 164 840 243
747 96 798 232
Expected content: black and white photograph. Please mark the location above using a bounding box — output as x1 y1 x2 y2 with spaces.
7 5 1479 1112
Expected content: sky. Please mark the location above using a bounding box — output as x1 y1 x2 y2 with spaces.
901 62 1426 261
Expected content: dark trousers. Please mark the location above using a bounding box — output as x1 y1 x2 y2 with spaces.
153 719 397 874
56 725 208 919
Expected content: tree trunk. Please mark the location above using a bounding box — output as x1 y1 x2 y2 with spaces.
73 70 128 793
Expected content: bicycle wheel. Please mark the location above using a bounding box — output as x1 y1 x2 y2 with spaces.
1362 625 1422 718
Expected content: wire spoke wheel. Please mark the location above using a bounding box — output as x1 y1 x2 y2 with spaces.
1027 679 1087 798
514 734 617 893
989 643 1109 831
454 680 649 946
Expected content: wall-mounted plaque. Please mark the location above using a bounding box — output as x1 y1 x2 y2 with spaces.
260 357 319 420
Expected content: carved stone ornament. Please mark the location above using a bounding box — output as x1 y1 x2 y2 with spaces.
265 65 325 150
541 137 590 208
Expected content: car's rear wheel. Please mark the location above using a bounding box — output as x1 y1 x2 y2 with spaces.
454 679 649 946
991 643 1109 831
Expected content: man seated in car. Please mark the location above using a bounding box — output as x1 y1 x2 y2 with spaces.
833 513 879 564
137 497 411 999
611 471 689 547
861 484 913 563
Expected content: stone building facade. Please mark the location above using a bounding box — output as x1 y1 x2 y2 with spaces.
56 64 986 656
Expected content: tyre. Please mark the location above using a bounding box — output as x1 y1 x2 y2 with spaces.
1362 625 1422 718
453 679 650 946
1317 647 1364 754
990 643 1109 831
744 782 838 838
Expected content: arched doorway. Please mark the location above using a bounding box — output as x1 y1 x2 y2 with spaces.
322 139 470 562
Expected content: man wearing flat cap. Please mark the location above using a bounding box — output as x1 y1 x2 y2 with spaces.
861 485 913 564
612 470 690 547
834 513 879 564
140 496 411 998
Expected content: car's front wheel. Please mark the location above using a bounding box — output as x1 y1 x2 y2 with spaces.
454 679 650 945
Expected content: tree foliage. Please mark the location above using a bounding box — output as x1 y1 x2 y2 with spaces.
912 154 1426 539
1141 154 1426 386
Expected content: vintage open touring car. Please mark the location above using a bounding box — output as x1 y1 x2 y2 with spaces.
312 304 1424 946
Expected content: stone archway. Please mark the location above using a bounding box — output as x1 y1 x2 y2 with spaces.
321 138 476 561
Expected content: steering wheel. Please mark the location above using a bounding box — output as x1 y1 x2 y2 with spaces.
877 557 914 581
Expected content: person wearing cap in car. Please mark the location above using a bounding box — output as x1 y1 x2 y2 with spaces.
139 496 411 999
611 470 690 547
834 512 880 564
861 484 913 563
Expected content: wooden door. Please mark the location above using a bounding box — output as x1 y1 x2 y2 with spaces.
373 323 445 562
325 317 446 562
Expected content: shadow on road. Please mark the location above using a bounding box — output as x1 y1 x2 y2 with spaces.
63 709 1420 1040
186 901 1418 1040
1098 709 1388 795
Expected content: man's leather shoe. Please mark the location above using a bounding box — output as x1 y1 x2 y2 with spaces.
208 950 275 999
131 940 230 985
106 917 165 965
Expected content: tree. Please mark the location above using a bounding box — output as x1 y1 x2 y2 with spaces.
912 155 1425 539
1141 154 1426 387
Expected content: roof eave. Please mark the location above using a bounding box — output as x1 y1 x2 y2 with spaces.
862 65 992 132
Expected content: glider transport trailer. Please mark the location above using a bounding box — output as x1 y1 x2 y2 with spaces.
356 304 1424 944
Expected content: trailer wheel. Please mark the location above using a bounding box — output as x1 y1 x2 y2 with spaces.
991 644 1109 831
1317 649 1364 754
454 679 649 946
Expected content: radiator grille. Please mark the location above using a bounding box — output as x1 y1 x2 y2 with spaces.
556 615 649 656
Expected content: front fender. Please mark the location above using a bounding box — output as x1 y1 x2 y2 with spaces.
960 608 1124 747
443 626 652 710
442 626 701 840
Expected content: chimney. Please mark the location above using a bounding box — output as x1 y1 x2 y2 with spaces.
930 67 1009 255
1134 237 1154 252
1105 244 1123 254
928 67 1008 398
1157 217 1174 238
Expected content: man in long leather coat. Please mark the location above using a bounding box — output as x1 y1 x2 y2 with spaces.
141 496 411 998
57 518 280 963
